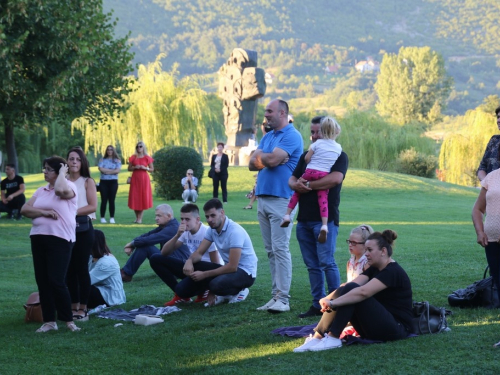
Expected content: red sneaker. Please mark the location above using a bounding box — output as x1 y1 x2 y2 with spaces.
194 290 210 303
164 294 192 307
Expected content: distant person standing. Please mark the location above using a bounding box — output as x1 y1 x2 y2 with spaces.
210 142 229 203
249 99 303 313
98 145 121 224
128 141 154 224
0 163 26 220
477 106 500 181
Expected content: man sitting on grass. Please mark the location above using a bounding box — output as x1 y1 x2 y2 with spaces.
150 203 223 306
120 204 190 282
181 169 198 203
175 198 258 306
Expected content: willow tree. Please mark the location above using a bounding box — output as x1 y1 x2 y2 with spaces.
439 109 497 186
73 56 219 160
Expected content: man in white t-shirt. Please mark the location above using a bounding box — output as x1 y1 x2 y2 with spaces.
150 203 222 306
175 198 258 307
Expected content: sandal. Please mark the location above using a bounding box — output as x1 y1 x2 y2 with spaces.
73 309 89 322
36 322 58 333
280 215 291 228
243 205 253 210
318 225 328 244
66 322 81 332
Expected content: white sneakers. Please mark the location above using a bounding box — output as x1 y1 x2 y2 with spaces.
267 299 290 313
100 218 107 223
101 218 116 224
229 288 250 303
204 288 250 307
294 334 342 352
256 298 277 311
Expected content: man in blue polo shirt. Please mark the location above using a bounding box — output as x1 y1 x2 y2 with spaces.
249 99 303 313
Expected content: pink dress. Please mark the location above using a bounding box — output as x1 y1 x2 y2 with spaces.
128 155 153 211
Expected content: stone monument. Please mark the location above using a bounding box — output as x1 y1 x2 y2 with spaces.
218 48 266 165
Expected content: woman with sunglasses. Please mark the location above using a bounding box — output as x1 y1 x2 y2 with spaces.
98 145 122 224
128 141 154 224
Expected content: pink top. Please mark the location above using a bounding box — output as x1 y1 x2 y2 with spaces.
481 169 500 241
29 181 78 242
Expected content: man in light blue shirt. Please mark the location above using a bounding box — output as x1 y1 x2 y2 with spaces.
181 169 198 203
175 199 258 306
249 99 303 313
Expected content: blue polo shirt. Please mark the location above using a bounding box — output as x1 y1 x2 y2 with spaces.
255 124 303 198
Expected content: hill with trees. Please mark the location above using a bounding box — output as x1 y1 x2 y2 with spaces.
104 0 500 114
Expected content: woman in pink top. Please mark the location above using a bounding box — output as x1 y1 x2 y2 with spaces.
21 156 81 332
472 159 500 316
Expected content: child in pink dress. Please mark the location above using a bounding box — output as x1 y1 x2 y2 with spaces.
280 117 341 244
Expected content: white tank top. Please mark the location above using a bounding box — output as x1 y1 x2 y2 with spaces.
72 177 96 220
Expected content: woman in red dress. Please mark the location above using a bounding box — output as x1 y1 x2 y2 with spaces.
128 141 154 223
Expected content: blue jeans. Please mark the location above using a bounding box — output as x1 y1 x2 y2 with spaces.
296 221 340 309
123 245 160 276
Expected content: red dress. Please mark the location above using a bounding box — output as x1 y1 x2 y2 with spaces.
128 155 154 210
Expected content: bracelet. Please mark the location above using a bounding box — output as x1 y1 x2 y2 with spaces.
329 299 337 311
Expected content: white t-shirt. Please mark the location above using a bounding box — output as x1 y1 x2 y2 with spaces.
178 223 223 264
308 139 342 172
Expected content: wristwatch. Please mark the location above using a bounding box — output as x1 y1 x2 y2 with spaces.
305 181 310 188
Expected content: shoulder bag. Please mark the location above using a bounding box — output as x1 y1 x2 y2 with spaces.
24 292 43 323
76 215 90 233
448 266 500 308
411 301 451 335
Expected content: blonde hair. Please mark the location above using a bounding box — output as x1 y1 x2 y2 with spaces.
320 116 341 140
350 224 374 242
134 141 148 157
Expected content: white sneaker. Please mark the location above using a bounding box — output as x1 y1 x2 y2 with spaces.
308 335 342 351
256 297 277 311
110 218 115 224
293 335 322 353
204 295 228 307
100 218 107 224
267 299 290 313
229 288 250 304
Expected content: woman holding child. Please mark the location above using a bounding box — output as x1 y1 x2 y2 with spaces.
294 229 413 352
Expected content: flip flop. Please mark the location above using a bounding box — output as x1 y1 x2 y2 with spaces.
243 205 253 209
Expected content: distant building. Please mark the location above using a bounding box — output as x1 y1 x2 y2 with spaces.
355 60 380 73
265 72 274 84
324 64 340 74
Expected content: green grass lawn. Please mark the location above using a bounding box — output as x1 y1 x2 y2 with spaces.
1 166 499 374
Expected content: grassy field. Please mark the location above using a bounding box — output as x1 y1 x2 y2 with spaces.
1 166 499 374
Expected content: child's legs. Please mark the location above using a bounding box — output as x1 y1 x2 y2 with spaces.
287 192 300 212
317 189 330 222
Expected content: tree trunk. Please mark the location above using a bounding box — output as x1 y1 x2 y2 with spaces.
4 123 18 172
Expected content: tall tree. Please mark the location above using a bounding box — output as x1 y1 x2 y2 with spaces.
0 0 134 169
374 46 453 125
72 56 222 160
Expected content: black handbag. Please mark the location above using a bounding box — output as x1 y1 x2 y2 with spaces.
411 301 451 335
208 168 215 178
448 266 500 308
75 215 90 233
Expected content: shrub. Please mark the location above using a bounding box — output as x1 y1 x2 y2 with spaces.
396 148 437 178
152 146 204 200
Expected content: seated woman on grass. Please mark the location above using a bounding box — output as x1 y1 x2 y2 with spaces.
293 229 413 352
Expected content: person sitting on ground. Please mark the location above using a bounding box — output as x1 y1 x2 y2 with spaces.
281 117 342 244
150 203 223 306
120 204 190 282
293 230 413 352
345 225 373 283
175 198 258 306
181 169 198 203
88 230 126 309
0 163 26 220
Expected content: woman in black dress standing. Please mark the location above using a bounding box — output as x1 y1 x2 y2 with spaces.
211 142 229 203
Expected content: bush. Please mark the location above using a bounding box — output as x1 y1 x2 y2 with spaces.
396 148 437 178
152 146 204 200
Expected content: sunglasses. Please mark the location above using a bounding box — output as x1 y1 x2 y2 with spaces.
136 145 143 148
